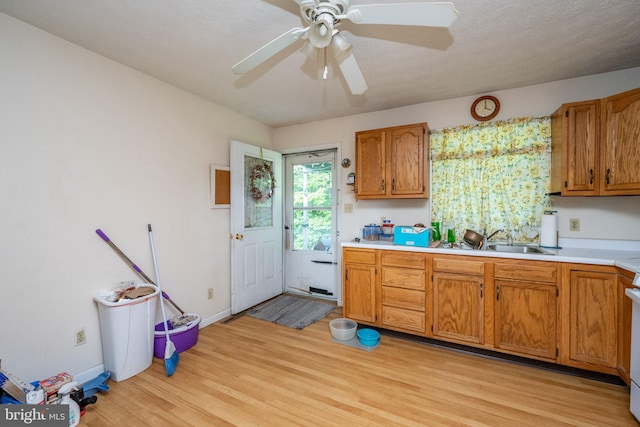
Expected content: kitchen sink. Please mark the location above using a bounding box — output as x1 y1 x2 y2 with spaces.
486 244 553 255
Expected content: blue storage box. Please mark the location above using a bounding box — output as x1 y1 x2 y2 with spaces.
393 226 430 247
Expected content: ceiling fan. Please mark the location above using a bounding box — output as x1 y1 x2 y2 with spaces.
232 0 458 95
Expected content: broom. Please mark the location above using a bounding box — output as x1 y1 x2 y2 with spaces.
148 224 179 376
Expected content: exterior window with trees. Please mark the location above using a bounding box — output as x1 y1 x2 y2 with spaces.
292 161 333 251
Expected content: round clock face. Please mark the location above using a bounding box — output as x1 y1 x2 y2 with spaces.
471 96 500 121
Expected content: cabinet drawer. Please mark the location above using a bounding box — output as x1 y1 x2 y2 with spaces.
494 261 559 284
433 257 484 275
381 251 426 269
343 249 376 265
381 267 425 290
382 286 425 310
381 306 426 333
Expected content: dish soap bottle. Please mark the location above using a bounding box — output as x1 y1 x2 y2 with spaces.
431 221 441 241
58 382 80 426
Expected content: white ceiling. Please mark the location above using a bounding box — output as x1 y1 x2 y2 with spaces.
1 0 640 128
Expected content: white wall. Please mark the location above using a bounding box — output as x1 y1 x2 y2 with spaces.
0 13 273 381
273 68 640 243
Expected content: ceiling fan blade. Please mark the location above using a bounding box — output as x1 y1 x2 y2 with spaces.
347 2 459 27
292 0 318 7
232 27 308 74
331 36 368 95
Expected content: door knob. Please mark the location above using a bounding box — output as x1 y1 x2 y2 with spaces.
235 233 244 240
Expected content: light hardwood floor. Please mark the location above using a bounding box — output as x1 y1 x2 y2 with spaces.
82 308 637 426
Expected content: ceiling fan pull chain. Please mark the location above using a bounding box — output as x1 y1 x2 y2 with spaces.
323 48 328 80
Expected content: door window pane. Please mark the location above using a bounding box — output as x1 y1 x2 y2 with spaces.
292 162 332 251
244 155 274 228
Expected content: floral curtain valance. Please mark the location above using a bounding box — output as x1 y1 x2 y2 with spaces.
431 117 551 161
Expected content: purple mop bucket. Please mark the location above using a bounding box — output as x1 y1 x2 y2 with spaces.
153 314 201 358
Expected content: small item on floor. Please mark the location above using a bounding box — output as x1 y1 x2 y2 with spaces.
58 382 80 427
332 333 380 352
39 371 72 403
80 371 110 399
357 328 380 346
247 295 335 329
329 318 357 340
0 368 36 403
154 314 201 359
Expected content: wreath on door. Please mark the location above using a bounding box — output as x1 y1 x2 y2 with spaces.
250 162 275 203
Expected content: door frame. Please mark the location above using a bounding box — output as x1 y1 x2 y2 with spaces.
280 143 343 305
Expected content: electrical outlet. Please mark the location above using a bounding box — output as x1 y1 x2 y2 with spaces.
569 218 580 232
343 203 353 213
207 288 214 300
75 328 86 347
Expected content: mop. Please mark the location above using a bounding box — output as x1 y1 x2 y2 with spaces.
148 224 179 376
95 228 197 327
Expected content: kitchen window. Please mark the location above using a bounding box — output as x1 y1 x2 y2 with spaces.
430 116 552 242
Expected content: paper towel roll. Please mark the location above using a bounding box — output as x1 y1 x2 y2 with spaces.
540 213 558 247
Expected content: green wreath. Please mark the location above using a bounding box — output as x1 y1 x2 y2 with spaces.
250 162 275 202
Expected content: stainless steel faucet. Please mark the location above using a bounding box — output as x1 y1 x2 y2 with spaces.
486 229 504 241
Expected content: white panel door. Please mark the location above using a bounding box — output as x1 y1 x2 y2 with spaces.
230 140 283 314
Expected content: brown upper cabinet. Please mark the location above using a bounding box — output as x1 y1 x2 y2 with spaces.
355 123 428 200
550 87 640 196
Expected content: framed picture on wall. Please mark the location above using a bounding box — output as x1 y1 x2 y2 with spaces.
210 165 230 209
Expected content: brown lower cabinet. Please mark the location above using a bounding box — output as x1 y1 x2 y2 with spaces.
343 247 632 381
342 248 377 324
494 261 559 361
561 265 618 371
432 256 485 345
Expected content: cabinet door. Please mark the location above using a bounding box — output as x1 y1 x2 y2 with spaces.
355 129 386 198
494 280 557 360
601 87 640 195
569 270 617 368
389 125 427 197
561 101 600 195
344 263 377 324
433 272 484 344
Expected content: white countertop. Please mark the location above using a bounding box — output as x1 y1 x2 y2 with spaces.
341 238 640 274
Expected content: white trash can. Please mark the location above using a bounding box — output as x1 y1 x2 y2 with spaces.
94 284 159 382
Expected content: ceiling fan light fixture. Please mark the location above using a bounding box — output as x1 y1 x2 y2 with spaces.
301 42 319 60
330 32 351 59
309 13 334 48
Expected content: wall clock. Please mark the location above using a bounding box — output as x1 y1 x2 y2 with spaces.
471 95 500 121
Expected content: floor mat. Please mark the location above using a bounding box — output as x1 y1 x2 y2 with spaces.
247 295 335 329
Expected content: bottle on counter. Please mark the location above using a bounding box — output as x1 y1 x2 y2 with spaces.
431 221 441 241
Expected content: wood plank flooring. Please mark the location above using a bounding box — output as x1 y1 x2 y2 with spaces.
82 308 637 426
